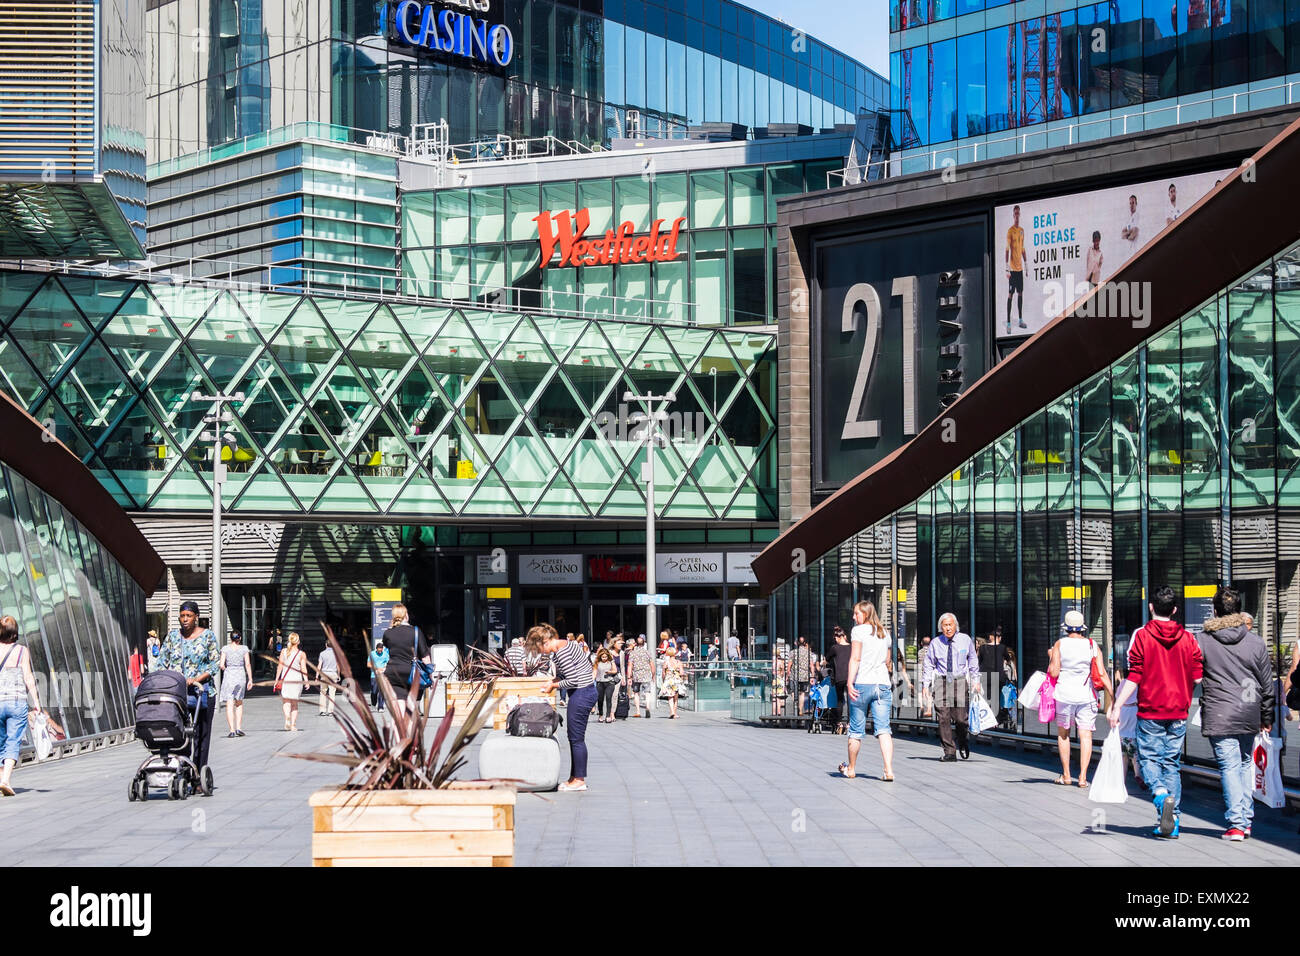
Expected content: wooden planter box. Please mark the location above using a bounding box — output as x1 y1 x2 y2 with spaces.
446 677 557 731
310 784 515 867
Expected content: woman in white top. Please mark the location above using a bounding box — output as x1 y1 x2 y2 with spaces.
1048 610 1113 787
275 632 310 732
839 601 895 781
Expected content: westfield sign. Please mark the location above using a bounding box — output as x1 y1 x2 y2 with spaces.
534 208 686 269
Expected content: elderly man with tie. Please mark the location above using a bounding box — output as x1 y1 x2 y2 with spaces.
922 612 981 761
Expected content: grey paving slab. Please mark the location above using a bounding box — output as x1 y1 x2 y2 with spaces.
1 694 1298 866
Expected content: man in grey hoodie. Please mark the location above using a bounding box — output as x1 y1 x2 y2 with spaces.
1199 585 1274 841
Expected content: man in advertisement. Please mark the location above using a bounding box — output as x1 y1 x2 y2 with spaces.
1085 231 1104 288
1005 205 1027 334
1165 183 1181 225
1122 194 1141 256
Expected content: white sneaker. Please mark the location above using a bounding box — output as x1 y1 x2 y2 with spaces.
558 781 588 792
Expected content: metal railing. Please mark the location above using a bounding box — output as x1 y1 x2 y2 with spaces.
148 122 404 179
826 80 1300 188
0 251 726 329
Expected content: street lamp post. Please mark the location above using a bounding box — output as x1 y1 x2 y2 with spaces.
625 388 674 660
192 390 244 646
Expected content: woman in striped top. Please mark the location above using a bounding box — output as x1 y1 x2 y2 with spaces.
528 623 598 792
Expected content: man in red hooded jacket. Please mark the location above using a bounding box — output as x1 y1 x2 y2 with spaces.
1108 585 1203 839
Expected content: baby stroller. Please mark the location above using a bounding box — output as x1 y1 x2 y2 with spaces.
128 669 214 801
806 678 840 734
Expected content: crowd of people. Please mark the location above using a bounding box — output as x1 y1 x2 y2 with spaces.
800 584 1288 843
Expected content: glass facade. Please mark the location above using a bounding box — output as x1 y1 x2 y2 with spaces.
772 239 1300 776
147 0 887 164
148 135 400 292
402 156 841 325
0 269 775 520
890 0 1300 157
0 461 146 744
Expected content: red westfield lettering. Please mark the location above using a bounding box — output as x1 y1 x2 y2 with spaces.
534 208 686 268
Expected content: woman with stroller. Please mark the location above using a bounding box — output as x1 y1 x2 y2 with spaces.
276 632 310 731
219 631 253 737
158 601 220 769
0 615 42 796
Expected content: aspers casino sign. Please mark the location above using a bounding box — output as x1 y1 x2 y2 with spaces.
387 0 514 67
534 209 686 269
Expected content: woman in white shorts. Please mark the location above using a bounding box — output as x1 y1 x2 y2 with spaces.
1048 610 1113 788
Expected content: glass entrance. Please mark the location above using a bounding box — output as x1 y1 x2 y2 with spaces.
731 599 768 659
660 603 722 657
524 601 583 638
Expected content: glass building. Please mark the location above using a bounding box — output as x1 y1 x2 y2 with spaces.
759 113 1300 778
401 132 858 325
889 0 1300 167
0 269 775 522
147 0 889 164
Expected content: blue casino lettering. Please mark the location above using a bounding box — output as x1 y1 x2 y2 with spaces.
389 0 514 67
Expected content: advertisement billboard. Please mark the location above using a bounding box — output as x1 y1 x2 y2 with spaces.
813 217 987 490
994 169 1231 339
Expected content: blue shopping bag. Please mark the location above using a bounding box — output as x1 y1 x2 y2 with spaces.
1000 682 1017 710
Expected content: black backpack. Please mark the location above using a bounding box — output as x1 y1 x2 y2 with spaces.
506 702 562 738
1287 667 1300 712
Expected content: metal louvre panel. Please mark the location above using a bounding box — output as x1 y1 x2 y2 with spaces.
0 0 96 174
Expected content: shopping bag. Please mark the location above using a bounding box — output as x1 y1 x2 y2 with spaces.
1037 676 1057 724
1000 682 1018 710
969 693 998 734
1088 732 1128 804
821 679 838 710
1252 733 1286 809
1019 671 1047 708
28 710 54 761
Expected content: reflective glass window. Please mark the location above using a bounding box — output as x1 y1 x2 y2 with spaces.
731 228 766 324
984 27 1013 132
765 163 803 221
1214 0 1251 88
705 53 722 122
687 46 705 124
508 185 541 242
626 27 646 106
605 20 626 105
578 179 614 235
471 188 504 245
691 171 726 228
667 41 688 118
691 231 727 325
957 31 987 137
1252 0 1287 79
436 189 470 246
654 173 688 222
930 39 957 144
646 32 667 112
728 167 765 226
614 176 651 232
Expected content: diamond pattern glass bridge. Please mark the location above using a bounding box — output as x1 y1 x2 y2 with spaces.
0 270 776 521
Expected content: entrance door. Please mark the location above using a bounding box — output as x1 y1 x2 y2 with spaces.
732 600 768 659
223 586 279 676
524 602 583 637
657 603 723 656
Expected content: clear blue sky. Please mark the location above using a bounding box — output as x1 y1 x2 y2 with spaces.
744 0 891 76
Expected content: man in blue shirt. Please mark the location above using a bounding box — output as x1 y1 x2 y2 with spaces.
922 612 981 761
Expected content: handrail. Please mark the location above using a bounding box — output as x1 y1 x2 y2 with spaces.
826 80 1300 188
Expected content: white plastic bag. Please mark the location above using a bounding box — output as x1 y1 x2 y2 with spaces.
969 693 998 734
28 710 54 761
1252 733 1286 809
1019 670 1047 709
1089 732 1128 804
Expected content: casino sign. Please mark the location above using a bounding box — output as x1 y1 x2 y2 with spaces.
387 0 514 67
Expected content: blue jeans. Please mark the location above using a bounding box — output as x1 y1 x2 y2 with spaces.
848 683 892 739
566 684 599 780
0 698 29 763
1137 717 1187 817
1210 733 1256 830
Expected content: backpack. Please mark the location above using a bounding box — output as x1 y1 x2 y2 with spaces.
1287 667 1300 712
505 701 563 738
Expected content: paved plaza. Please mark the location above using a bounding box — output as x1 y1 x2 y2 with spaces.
2 694 1297 867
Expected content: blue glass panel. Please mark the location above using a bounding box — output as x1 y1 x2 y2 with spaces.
687 0 704 20
737 6 754 40
626 26 646 106
901 45 929 143
704 24 721 54
1144 0 1179 99
667 40 688 117
985 26 1013 132
605 20 625 105
721 1 738 34
722 30 738 61
705 52 722 121
722 58 738 119
1110 0 1145 106
688 46 705 123
930 38 956 144
606 0 625 24
646 33 667 112
645 3 666 37
957 30 986 135
739 64 755 126
1215 0 1250 86
687 17 704 50
666 9 686 44
738 33 754 69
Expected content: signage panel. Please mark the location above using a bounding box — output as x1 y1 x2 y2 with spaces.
726 552 761 584
813 218 987 490
994 168 1231 339
476 554 507 585
656 552 725 584
386 0 514 66
518 553 583 585
535 209 686 269
636 593 670 605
